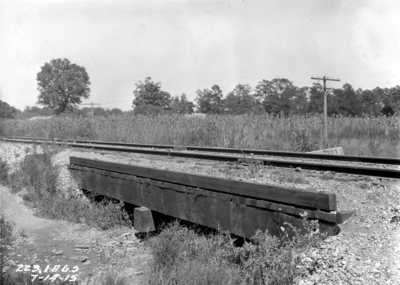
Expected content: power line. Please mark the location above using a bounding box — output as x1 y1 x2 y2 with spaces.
311 76 340 148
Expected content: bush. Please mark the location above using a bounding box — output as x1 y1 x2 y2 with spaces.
147 217 325 285
0 214 14 250
0 157 8 184
7 143 131 230
290 129 319 152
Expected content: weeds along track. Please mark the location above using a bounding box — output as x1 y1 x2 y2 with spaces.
2 136 400 180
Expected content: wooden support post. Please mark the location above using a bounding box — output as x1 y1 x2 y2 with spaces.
134 206 156 232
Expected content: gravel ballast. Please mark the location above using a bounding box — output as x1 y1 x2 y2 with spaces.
1 142 399 284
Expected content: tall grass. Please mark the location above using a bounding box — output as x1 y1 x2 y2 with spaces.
2 114 399 157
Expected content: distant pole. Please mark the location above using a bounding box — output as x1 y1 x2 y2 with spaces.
311 76 340 147
81 103 101 119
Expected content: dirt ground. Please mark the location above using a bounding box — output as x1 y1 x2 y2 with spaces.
0 185 152 285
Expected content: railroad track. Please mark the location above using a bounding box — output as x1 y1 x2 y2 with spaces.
2 136 400 179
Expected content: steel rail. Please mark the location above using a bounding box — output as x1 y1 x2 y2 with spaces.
2 137 399 179
2 136 400 165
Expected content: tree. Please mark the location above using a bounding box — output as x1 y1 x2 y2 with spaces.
110 108 123 116
386 86 400 113
169 94 195 114
195 85 224 114
224 84 262 114
308 83 324 114
254 78 295 115
358 89 381 115
290 87 309 115
132 77 171 110
381 105 395 116
0 100 20 119
37 58 90 114
334 84 361 116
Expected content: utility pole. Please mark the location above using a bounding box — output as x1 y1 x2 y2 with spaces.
311 76 340 147
81 103 101 119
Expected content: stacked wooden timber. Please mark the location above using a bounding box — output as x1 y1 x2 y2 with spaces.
68 156 353 239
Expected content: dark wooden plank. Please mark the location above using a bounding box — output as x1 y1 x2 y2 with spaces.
70 157 336 211
246 198 296 215
186 187 233 201
294 208 315 219
336 210 355 224
314 210 337 223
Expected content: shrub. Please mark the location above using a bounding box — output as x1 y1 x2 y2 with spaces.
0 157 8 184
147 217 325 285
0 214 14 250
290 128 319 152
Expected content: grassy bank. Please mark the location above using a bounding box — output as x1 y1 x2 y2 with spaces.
0 148 130 285
2 114 399 157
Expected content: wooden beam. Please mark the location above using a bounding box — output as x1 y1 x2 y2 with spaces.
69 168 341 238
69 157 336 211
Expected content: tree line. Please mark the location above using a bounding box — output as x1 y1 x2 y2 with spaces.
1 58 399 119
133 77 399 117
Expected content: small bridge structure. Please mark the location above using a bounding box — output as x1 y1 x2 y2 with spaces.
68 157 353 238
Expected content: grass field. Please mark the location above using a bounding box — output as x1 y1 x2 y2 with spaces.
1 114 398 157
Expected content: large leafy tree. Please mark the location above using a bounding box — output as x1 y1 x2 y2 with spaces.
195 85 224 114
132 77 171 110
334 84 361 116
254 78 295 115
37 58 90 114
0 100 20 119
358 89 382 115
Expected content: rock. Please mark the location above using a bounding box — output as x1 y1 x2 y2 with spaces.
78 256 89 262
83 260 92 266
119 232 131 239
2 266 10 273
134 271 143 275
295 167 302 172
54 250 64 255
112 249 124 256
44 259 50 263
312 274 320 282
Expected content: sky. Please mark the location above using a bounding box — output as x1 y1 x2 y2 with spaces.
1 0 399 111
